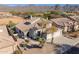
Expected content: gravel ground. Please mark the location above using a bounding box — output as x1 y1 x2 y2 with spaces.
22 43 56 54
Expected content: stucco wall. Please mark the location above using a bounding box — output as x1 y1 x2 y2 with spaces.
46 33 53 43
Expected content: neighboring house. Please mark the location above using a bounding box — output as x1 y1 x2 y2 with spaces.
49 17 79 53
74 22 79 31
51 18 72 28
69 16 79 31
69 16 79 22
0 25 16 54
50 18 79 32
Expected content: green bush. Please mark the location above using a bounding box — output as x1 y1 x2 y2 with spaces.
13 50 22 54
51 11 63 15
8 21 16 28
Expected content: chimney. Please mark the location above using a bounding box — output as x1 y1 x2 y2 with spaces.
30 15 32 20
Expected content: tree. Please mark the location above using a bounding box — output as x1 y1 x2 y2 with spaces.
10 10 21 16
43 11 51 20
8 21 16 28
51 25 57 32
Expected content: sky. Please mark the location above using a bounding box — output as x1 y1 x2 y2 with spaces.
3 4 79 7
0 0 78 7
0 0 79 4
3 4 66 7
6 4 58 6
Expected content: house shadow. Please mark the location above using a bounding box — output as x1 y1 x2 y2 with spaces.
63 46 79 54
55 44 79 54
20 44 42 49
26 44 42 49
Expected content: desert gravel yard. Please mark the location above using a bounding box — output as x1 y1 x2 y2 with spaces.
0 16 26 25
22 43 56 54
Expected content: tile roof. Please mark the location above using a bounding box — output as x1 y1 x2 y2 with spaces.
70 16 79 22
16 17 49 32
51 18 72 27
16 21 32 32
